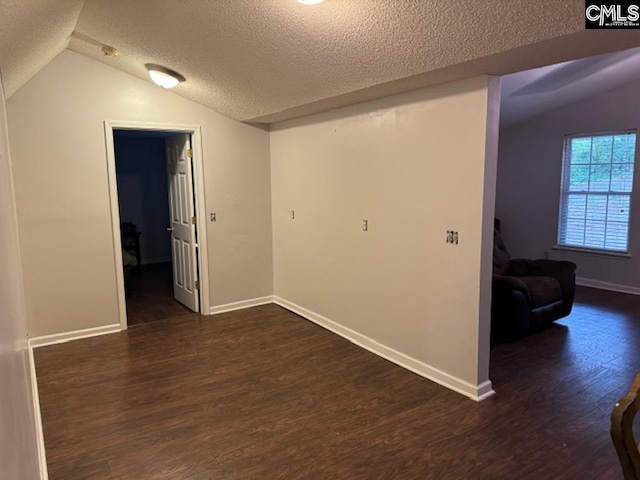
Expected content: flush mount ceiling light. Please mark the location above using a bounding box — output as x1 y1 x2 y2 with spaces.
145 64 185 89
297 0 325 4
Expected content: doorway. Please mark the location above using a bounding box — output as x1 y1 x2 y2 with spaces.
490 45 640 386
104 122 210 329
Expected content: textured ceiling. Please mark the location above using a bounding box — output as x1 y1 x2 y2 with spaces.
3 1 640 123
0 0 84 98
501 46 640 127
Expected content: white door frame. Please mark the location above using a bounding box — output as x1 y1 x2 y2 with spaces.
104 120 211 330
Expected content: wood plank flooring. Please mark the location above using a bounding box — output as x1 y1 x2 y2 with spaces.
34 286 639 479
125 262 192 326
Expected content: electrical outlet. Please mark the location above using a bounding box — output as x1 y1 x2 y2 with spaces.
290 210 295 220
362 219 368 232
543 251 549 259
446 230 459 244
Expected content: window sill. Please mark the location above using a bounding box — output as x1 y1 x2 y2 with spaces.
552 245 631 258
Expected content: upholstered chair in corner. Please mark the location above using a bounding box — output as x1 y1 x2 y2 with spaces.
491 229 577 342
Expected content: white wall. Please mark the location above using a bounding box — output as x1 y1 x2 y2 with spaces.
0 72 41 479
7 50 273 337
270 76 500 398
496 78 640 289
115 134 172 265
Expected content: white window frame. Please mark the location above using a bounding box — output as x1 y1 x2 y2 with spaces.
556 130 637 256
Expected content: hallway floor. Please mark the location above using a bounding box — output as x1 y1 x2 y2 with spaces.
125 262 192 326
34 286 638 479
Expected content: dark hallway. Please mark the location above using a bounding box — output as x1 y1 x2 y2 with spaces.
126 262 191 326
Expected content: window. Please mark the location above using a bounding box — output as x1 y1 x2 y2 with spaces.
558 131 636 253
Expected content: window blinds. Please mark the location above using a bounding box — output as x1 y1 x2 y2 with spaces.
558 132 636 252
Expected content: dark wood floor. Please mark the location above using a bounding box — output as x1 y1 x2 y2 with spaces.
126 262 191 326
34 286 638 479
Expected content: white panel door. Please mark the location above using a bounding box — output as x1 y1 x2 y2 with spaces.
166 134 199 312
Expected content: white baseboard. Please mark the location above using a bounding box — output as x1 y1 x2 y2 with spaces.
476 380 496 401
29 324 122 348
576 277 640 296
27 345 48 480
209 296 275 315
273 297 494 402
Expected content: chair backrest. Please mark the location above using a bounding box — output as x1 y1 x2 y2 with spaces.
611 373 640 480
493 228 511 275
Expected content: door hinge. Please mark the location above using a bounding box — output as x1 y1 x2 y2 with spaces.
187 148 193 158
191 216 197 225
194 280 200 290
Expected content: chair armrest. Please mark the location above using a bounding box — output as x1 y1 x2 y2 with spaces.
492 274 531 303
508 259 576 314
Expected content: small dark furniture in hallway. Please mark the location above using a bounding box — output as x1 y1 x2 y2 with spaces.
121 222 142 268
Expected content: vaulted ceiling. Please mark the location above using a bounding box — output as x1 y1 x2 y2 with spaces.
501 46 640 127
0 0 84 99
2 0 640 123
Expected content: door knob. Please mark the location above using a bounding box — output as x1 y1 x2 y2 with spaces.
166 227 174 232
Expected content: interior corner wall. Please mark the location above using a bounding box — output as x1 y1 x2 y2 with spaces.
0 72 41 479
496 78 640 289
6 50 273 337
270 76 497 395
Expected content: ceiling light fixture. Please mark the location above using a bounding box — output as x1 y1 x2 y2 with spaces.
297 0 325 4
145 64 185 89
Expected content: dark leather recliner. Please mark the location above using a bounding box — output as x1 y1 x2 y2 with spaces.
492 229 577 342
